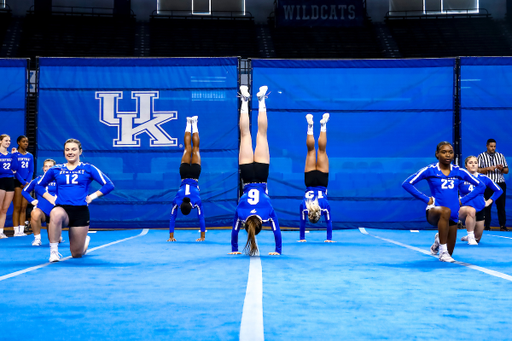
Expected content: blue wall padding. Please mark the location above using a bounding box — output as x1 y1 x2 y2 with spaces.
460 57 512 226
0 58 28 225
37 57 239 228
251 58 455 229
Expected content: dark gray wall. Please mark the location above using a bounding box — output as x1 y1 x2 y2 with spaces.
6 0 507 21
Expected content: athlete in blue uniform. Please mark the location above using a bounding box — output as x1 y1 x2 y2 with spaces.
230 85 282 256
402 142 484 262
458 155 502 245
12 135 34 237
299 113 333 242
167 116 206 242
22 159 58 246
36 139 114 262
0 134 16 239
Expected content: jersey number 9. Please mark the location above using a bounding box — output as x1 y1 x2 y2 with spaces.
248 189 260 205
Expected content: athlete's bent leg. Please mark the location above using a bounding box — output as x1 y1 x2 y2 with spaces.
474 221 485 242
69 225 89 258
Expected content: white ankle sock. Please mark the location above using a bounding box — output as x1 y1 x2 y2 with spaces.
0 228 4 234
439 243 448 254
468 231 475 238
192 121 198 133
307 124 314 135
185 120 192 133
34 234 41 240
241 99 249 114
50 242 59 252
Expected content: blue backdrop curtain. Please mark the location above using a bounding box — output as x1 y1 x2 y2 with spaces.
37 57 239 228
0 58 28 226
460 57 512 227
251 58 455 229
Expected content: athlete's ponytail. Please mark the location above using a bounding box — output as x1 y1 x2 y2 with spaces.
180 197 192 215
243 216 262 256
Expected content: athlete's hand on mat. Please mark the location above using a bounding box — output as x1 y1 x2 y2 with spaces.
297 239 307 242
228 252 242 255
485 199 493 207
167 237 177 242
196 237 205 242
324 240 336 243
268 252 280 256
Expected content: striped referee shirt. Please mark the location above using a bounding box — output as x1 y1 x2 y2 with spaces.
477 151 508 183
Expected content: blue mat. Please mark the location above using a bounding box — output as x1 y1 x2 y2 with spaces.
1 229 511 340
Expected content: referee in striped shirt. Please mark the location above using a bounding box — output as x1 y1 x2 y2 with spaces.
477 139 509 231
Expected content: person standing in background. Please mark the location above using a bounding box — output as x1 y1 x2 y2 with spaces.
478 139 509 231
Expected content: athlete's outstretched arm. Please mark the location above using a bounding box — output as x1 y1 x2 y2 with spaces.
269 210 282 255
299 203 307 241
229 212 241 254
196 202 206 242
167 204 178 242
324 210 333 241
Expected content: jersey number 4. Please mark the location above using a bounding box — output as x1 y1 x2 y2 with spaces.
441 179 454 189
305 190 324 199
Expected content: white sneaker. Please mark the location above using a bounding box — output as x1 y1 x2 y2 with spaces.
256 86 268 101
0 232 7 239
306 114 314 125
83 235 91 255
468 235 478 245
239 85 250 101
49 250 62 262
439 251 455 263
32 238 42 246
17 231 27 237
430 233 440 255
320 113 330 124
461 235 468 242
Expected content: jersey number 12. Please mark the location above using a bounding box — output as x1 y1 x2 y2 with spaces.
66 174 79 185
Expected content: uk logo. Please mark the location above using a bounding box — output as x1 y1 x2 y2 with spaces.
95 91 177 147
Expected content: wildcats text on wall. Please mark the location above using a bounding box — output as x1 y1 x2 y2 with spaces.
276 0 365 27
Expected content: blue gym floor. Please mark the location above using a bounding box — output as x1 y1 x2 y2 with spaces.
1 228 512 340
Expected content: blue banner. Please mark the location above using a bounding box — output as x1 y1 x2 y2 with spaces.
276 0 365 27
0 59 27 146
460 57 512 227
251 58 455 229
37 57 239 228
0 58 28 226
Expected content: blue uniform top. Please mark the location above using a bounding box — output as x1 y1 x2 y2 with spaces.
169 178 205 233
36 162 114 206
402 163 485 221
299 186 332 240
231 183 282 254
12 151 34 185
22 175 57 216
459 173 502 212
0 151 16 179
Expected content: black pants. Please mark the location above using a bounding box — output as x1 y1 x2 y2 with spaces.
484 182 507 228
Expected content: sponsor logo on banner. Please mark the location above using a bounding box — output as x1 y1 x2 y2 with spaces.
277 0 364 27
96 91 177 147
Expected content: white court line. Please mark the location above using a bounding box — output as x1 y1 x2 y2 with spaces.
240 255 264 341
0 229 149 282
487 234 512 240
358 227 512 282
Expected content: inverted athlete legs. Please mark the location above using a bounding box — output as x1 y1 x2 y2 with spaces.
316 131 329 173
